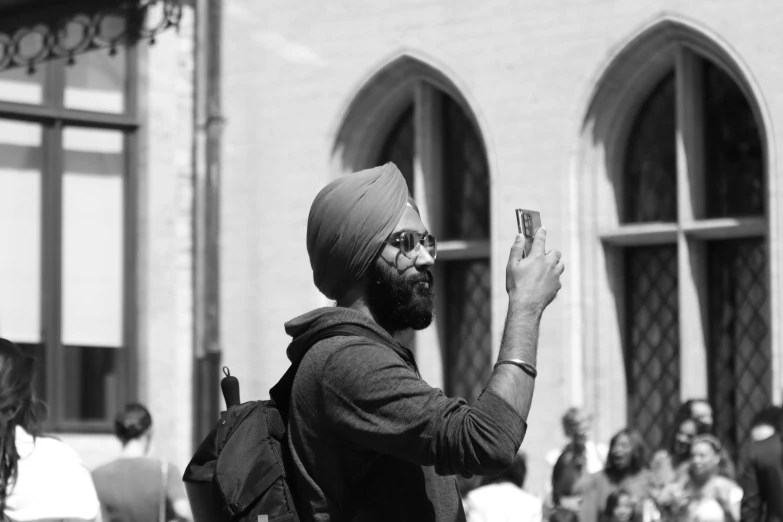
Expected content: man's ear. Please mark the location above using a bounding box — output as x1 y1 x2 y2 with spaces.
336 276 370 308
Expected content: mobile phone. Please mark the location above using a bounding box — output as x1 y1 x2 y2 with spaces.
516 209 542 256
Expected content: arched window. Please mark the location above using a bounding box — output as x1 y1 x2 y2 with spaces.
376 82 491 405
617 52 768 457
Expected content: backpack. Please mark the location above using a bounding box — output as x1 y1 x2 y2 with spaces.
182 324 392 522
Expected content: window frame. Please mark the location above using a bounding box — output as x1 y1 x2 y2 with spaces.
599 45 769 401
335 65 493 392
0 47 139 432
570 19 782 445
379 82 492 402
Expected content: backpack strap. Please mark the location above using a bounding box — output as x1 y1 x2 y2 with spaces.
269 324 418 419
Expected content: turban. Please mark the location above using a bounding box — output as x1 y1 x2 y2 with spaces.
307 163 411 300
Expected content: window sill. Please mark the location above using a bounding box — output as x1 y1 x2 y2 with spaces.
48 420 114 434
682 217 766 239
599 223 678 245
599 217 766 245
437 239 490 260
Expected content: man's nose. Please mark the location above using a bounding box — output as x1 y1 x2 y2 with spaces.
416 246 435 268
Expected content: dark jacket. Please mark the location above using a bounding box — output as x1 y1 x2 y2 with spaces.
741 434 783 522
284 307 527 522
552 445 587 505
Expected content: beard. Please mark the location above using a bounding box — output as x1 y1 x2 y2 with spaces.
366 260 435 332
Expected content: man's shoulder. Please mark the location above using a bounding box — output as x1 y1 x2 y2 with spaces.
306 334 405 370
749 434 783 463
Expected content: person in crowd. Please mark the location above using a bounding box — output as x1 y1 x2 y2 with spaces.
661 435 742 522
550 508 580 522
676 399 736 481
548 408 608 510
0 338 102 521
92 403 192 521
748 406 783 443
679 400 714 433
551 444 586 516
600 489 642 522
464 451 543 522
282 163 564 520
577 428 653 522
650 417 701 491
740 406 783 522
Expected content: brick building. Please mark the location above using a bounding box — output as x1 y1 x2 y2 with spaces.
0 0 781 500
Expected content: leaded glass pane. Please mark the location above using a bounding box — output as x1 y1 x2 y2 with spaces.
378 104 414 193
445 260 491 405
442 95 489 240
703 62 764 218
708 238 770 461
625 245 680 451
624 73 677 223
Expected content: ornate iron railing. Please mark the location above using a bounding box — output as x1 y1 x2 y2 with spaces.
0 0 182 73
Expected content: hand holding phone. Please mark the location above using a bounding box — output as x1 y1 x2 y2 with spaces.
506 208 562 313
516 209 542 257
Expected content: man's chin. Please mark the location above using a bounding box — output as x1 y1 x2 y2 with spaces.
403 304 435 331
408 316 434 331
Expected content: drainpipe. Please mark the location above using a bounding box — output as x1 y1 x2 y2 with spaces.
192 0 223 447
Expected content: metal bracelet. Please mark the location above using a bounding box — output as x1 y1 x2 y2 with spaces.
493 359 538 379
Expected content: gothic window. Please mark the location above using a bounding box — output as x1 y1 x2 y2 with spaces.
377 85 491 405
617 51 768 458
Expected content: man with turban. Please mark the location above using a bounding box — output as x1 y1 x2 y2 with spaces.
282 162 564 521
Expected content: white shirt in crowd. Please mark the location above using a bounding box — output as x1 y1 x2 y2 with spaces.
464 482 543 522
5 426 102 522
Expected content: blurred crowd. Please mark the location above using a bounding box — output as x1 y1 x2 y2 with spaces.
3 330 782 522
463 401 783 522
0 338 191 521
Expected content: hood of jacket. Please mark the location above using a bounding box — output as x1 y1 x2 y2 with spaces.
284 306 400 363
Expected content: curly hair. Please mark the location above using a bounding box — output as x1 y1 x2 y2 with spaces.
605 428 649 479
0 339 47 517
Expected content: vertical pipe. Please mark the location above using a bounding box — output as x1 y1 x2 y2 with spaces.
192 0 223 446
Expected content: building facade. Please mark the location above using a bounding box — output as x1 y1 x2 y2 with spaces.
0 0 781 500
0 0 197 470
219 0 783 496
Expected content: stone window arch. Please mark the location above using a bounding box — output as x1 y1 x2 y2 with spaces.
332 55 491 404
576 18 773 458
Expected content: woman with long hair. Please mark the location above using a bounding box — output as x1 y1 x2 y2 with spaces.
576 428 654 522
659 435 742 522
650 417 701 489
0 337 102 520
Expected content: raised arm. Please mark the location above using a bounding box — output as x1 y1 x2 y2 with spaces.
322 342 527 477
486 228 564 420
321 229 563 477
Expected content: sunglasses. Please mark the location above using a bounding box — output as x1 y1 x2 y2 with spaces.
384 231 437 260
